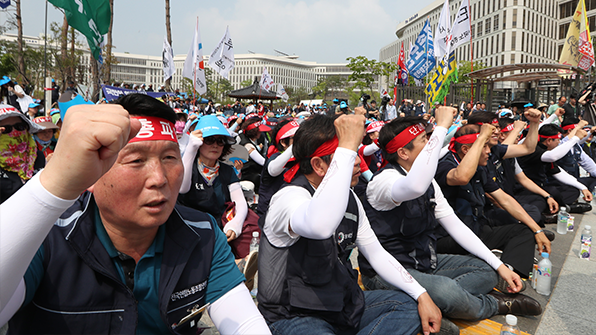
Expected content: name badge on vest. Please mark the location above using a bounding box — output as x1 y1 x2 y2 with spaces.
195 183 205 190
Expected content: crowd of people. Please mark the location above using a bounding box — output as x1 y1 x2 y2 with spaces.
2 72 596 335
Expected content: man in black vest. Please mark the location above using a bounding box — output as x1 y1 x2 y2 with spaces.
0 94 269 334
435 124 547 282
517 123 593 212
258 112 442 335
360 108 541 322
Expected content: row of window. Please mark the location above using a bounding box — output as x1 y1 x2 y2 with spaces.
560 0 596 19
559 16 596 39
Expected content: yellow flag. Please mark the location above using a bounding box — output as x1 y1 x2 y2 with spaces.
559 0 594 71
425 52 458 105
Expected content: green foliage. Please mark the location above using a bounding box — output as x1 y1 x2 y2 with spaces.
287 86 309 105
457 60 487 84
311 75 347 100
346 56 397 97
240 78 253 87
0 52 16 76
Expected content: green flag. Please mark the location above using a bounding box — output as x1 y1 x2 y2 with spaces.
49 0 111 61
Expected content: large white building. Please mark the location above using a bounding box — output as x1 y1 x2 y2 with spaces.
380 0 565 76
1 33 352 95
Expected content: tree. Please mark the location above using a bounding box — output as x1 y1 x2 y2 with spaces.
311 77 328 100
15 0 26 86
346 56 398 98
457 60 487 84
240 78 253 87
47 20 85 92
164 0 173 91
288 86 309 105
104 0 114 83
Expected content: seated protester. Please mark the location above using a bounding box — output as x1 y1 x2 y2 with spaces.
435 124 550 280
557 118 596 196
0 94 269 334
517 124 593 213
32 116 59 160
258 113 442 335
498 118 559 225
357 120 385 174
178 115 250 249
256 118 299 226
0 105 45 204
360 108 541 321
239 117 270 191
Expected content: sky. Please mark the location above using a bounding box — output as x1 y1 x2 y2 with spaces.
2 0 437 64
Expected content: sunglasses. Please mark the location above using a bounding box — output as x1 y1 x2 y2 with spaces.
203 136 227 146
1 122 28 134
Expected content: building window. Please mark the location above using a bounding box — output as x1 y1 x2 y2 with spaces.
560 23 570 39
511 31 516 51
521 31 525 51
478 22 483 37
503 10 507 29
512 9 517 28
485 18 491 34
494 15 499 31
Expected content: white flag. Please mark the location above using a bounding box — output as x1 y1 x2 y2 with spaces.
450 0 471 50
162 37 175 81
276 83 289 102
434 0 452 59
379 87 389 98
260 67 274 91
182 19 206 95
208 26 235 79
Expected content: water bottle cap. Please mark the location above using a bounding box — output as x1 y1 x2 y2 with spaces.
585 225 592 230
505 314 517 326
541 252 549 258
252 231 259 237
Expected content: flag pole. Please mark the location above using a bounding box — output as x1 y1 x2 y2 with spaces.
468 0 474 106
425 17 429 106
193 17 198 105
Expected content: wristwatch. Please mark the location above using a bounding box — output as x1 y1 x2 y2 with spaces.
544 195 552 200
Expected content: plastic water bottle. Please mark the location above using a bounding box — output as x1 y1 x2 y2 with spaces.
250 231 260 253
535 252 552 296
500 314 520 335
557 207 569 235
579 225 592 260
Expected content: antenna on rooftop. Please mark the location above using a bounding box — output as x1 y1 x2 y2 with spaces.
248 50 255 54
274 49 289 56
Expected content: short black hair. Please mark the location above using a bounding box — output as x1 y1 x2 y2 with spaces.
112 93 176 124
467 111 497 125
539 124 562 143
498 117 514 130
378 116 425 164
453 124 480 153
292 114 336 175
561 117 580 133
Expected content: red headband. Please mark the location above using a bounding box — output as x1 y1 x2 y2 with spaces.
501 123 515 133
276 121 300 143
129 116 178 143
448 133 480 152
476 119 499 126
539 134 561 140
245 120 263 132
385 123 426 153
283 136 339 182
562 124 577 131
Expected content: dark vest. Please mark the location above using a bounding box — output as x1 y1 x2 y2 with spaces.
256 152 285 229
177 157 234 228
0 150 45 204
556 143 583 178
438 153 485 237
358 163 438 275
239 133 267 183
487 146 515 196
257 174 365 329
9 193 216 335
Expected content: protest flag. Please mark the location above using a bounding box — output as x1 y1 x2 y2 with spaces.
406 18 435 80
208 26 235 79
424 51 458 105
260 67 274 91
450 0 471 50
276 84 289 102
182 18 207 95
434 0 452 60
162 37 175 82
48 0 111 61
559 0 594 72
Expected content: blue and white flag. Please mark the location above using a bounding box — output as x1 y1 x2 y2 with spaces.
0 0 11 9
406 19 436 80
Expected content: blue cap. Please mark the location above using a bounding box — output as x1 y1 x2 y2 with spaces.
541 252 549 258
195 115 233 139
333 98 339 103
0 76 11 86
57 94 93 121
340 101 348 108
51 78 55 83
524 103 533 108
28 102 40 108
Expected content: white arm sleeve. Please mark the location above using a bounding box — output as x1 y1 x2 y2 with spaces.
179 135 202 194
228 122 239 133
362 142 380 156
223 183 248 237
267 145 294 177
290 148 356 240
553 170 588 190
390 127 448 203
0 279 25 325
248 149 266 166
438 213 503 270
541 137 579 162
362 169 373 182
579 149 596 176
208 284 271 335
540 113 559 128
0 173 76 311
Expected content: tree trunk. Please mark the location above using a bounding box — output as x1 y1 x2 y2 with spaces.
60 16 68 91
70 27 75 81
15 0 26 86
165 0 172 91
105 0 114 83
90 58 100 102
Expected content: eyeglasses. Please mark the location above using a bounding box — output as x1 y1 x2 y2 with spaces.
203 136 227 146
1 122 28 134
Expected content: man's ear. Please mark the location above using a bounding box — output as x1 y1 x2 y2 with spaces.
310 157 328 177
461 144 470 155
396 147 409 162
